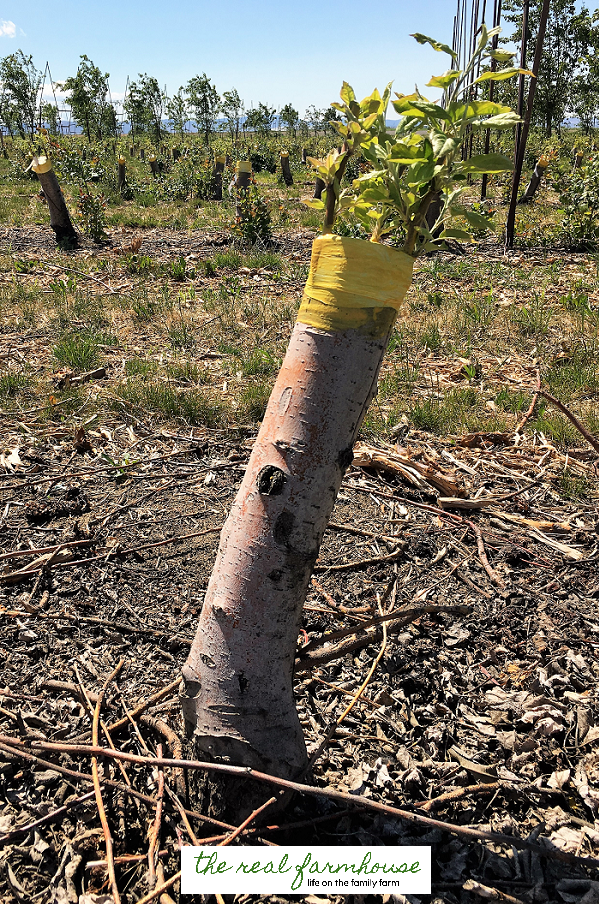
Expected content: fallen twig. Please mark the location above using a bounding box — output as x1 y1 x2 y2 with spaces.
27 740 599 870
0 791 96 843
296 604 470 671
91 660 124 904
468 522 506 589
538 388 599 455
147 744 164 887
219 796 278 846
314 544 405 573
125 870 181 904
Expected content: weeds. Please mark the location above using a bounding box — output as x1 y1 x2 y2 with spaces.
53 333 101 371
511 293 554 337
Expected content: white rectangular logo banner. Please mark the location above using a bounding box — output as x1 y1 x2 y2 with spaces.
181 845 431 895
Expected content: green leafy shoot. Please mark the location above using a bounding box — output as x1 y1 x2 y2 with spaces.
304 25 527 256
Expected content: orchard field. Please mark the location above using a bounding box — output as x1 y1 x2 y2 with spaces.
1 119 599 902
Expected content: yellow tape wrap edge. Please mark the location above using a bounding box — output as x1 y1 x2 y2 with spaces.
298 235 414 338
31 156 52 175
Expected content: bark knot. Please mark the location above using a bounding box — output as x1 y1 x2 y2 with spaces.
257 465 286 496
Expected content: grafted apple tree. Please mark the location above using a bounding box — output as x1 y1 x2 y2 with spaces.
181 27 525 812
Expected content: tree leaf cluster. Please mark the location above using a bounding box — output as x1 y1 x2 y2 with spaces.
306 26 526 257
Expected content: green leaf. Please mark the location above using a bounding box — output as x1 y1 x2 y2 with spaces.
392 97 427 118
303 198 325 210
472 112 521 129
475 67 534 83
460 209 497 231
427 70 462 89
467 100 512 116
489 50 515 63
411 33 458 60
440 227 474 242
458 153 514 173
340 81 355 105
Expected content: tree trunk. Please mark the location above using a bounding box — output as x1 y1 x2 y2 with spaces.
504 0 550 251
173 147 180 162
149 154 159 176
313 177 325 200
182 236 413 816
212 156 225 201
31 156 78 248
574 151 584 170
518 156 548 203
302 147 308 164
280 151 293 186
140 148 145 161
118 156 126 193
235 161 252 219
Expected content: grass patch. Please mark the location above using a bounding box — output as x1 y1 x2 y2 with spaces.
125 359 158 377
115 380 224 426
53 333 101 371
240 349 280 376
237 381 272 422
0 370 29 398
166 360 211 384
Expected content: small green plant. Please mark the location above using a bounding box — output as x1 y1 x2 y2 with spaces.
125 358 158 377
14 259 35 274
241 349 280 376
124 254 155 275
53 333 101 371
168 320 194 349
511 293 553 337
0 370 29 398
169 256 190 281
559 468 588 499
232 184 272 245
237 380 271 421
77 189 108 242
495 387 527 413
166 361 210 384
557 157 599 250
463 291 495 326
212 251 243 270
115 380 223 426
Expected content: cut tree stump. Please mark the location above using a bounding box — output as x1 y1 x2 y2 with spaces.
212 156 225 201
117 156 126 193
519 156 548 204
280 151 293 186
31 156 78 248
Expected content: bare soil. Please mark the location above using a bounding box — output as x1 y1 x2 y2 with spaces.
1 229 599 904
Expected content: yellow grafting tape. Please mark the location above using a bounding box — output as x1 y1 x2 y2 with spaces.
216 156 226 164
237 160 252 174
31 155 52 175
118 156 126 165
298 235 414 337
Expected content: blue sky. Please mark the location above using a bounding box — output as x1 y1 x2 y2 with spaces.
1 1 462 115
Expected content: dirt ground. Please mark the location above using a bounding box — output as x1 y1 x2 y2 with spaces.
1 229 599 904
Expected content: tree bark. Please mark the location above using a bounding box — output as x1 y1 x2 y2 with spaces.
212 156 225 201
518 156 547 203
118 156 126 193
280 152 293 186
313 177 325 200
235 161 252 219
182 236 413 817
31 156 78 248
149 154 159 176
